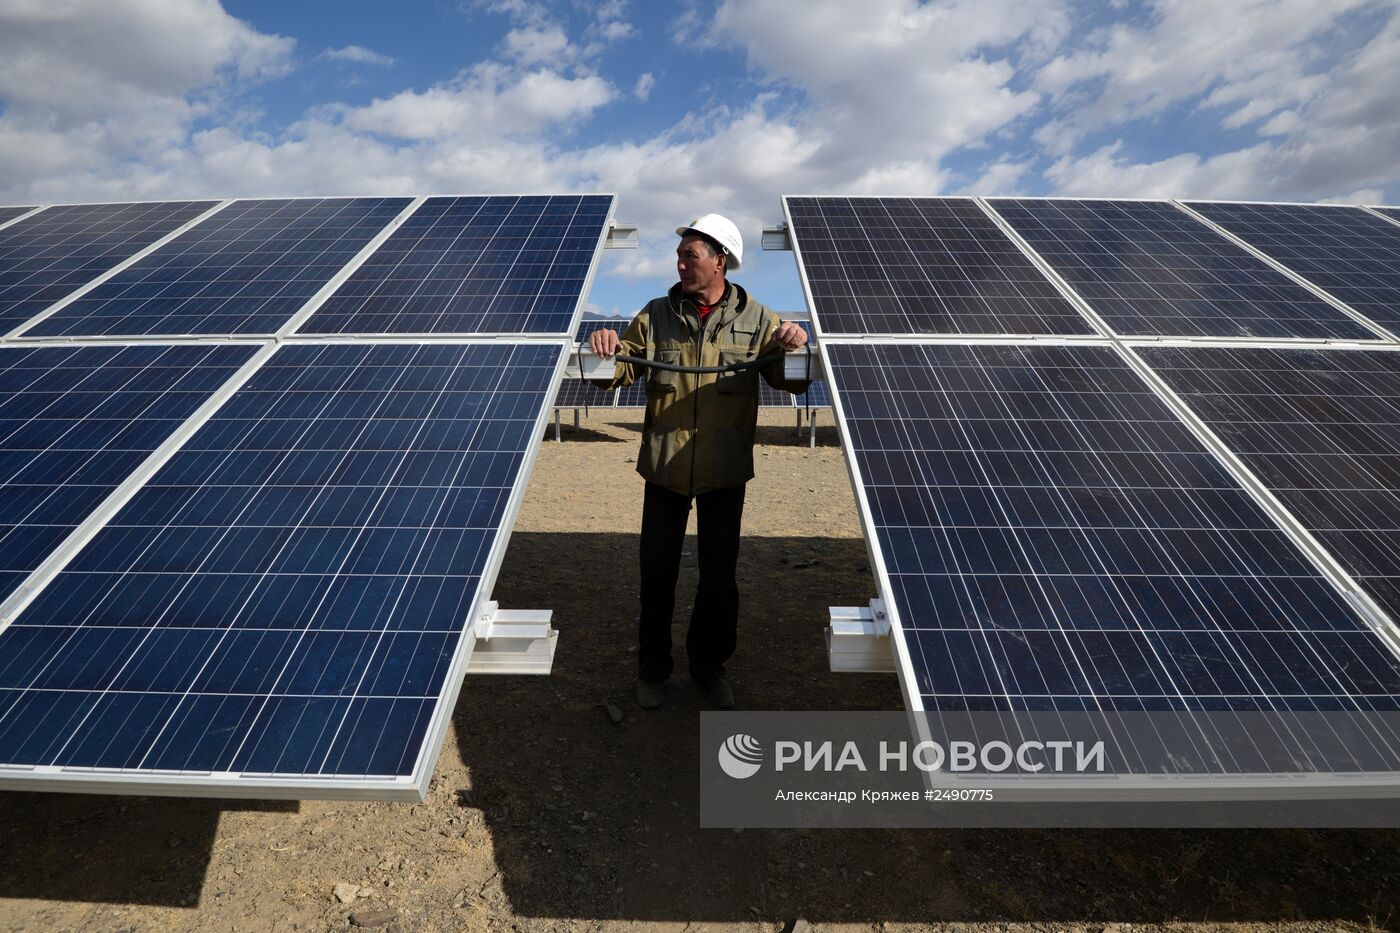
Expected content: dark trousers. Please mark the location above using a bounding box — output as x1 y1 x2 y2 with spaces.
638 481 746 683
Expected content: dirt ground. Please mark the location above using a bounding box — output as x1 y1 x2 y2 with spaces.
2 408 1398 933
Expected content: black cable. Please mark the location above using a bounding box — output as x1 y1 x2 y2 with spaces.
611 351 786 375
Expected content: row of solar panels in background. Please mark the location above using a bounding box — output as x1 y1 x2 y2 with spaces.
786 197 1400 340
0 196 611 338
554 319 831 409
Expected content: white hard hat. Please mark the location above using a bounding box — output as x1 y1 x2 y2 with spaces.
675 213 743 271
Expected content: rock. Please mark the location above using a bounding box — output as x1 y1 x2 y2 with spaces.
334 883 359 904
349 908 398 928
789 920 812 933
603 703 623 724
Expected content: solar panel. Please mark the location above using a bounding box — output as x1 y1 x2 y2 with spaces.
1142 345 1400 629
0 207 36 227
299 195 611 335
989 199 1374 340
0 344 257 606
828 341 1400 712
554 378 614 409
21 198 410 338
614 379 647 408
0 341 558 794
1372 207 1400 224
0 201 218 334
785 196 1095 336
1183 201 1400 336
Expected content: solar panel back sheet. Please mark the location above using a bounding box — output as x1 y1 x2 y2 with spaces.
0 193 614 799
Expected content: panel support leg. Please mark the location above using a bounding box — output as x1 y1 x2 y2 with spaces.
554 409 561 442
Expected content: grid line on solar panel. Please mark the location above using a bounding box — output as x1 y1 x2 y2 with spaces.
1183 201 1400 337
827 341 1400 712
0 201 220 335
299 195 612 335
21 198 411 339
988 199 1375 340
0 341 559 780
785 196 1096 336
0 344 259 609
1142 345 1400 636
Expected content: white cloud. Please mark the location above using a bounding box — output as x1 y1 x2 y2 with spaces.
633 72 655 101
1043 3 1400 202
319 45 395 67
503 25 570 65
0 0 293 200
1034 0 1378 151
338 63 614 141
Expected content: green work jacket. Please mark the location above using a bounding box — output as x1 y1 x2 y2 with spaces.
602 282 811 495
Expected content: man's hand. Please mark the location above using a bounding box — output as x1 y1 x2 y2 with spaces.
590 328 621 358
774 321 808 350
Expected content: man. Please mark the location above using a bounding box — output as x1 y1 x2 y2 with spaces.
591 214 809 710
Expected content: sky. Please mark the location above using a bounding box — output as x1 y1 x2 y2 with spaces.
2 0 1399 316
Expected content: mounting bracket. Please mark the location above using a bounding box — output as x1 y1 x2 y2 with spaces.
826 598 895 673
466 600 558 675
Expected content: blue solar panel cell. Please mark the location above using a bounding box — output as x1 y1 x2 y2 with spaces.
24 198 410 338
0 341 558 778
0 201 217 333
786 197 1095 336
828 342 1400 712
990 199 1373 339
1143 345 1400 629
0 344 256 604
301 195 611 335
1184 201 1400 335
1373 207 1400 224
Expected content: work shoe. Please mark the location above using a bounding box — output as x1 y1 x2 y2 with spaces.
694 676 735 709
636 679 666 709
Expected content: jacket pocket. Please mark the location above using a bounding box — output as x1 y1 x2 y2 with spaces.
649 349 682 392
716 348 757 395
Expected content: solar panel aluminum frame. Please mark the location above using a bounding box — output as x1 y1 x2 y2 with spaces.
2 200 236 342
1168 200 1400 345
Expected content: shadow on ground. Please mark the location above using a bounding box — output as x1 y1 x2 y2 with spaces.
458 530 1400 928
0 794 297 906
